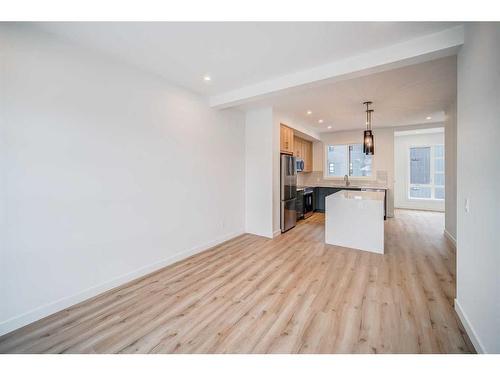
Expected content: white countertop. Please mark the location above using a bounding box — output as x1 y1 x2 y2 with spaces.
328 190 385 201
297 184 388 190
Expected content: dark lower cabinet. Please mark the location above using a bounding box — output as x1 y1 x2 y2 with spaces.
313 187 320 211
314 187 341 212
296 190 304 220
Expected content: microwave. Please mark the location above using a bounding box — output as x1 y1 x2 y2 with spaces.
296 158 304 172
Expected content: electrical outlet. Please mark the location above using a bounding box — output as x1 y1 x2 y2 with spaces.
465 198 470 213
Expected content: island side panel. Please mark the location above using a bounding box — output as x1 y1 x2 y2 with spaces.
325 191 384 254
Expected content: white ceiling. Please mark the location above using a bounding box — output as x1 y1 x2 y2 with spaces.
33 22 461 97
240 56 457 132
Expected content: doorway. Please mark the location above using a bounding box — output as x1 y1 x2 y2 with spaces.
394 127 445 211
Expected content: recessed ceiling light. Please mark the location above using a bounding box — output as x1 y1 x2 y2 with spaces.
426 116 432 120
306 110 312 115
318 119 324 124
327 126 332 129
203 75 211 82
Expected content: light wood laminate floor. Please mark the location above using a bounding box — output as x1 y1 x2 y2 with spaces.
0 210 474 353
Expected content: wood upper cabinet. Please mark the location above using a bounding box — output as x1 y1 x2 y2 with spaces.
280 124 313 171
280 124 294 154
294 137 303 158
303 139 313 172
293 135 313 172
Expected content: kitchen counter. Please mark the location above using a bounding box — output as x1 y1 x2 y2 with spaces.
328 190 386 201
298 183 388 190
325 190 385 254
304 184 388 219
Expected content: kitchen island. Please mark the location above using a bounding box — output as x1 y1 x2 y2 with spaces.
306 185 387 219
325 190 385 254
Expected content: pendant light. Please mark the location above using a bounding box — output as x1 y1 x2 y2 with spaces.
363 101 375 155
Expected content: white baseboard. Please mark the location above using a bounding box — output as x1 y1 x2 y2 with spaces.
273 229 281 238
454 298 486 353
394 205 445 212
0 230 244 337
444 229 457 247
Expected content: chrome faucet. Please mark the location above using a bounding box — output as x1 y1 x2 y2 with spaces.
344 174 350 187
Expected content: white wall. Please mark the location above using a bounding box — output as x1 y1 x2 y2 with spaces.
0 25 246 335
272 112 281 236
456 23 500 354
307 128 395 217
394 130 445 211
245 107 274 238
444 100 457 240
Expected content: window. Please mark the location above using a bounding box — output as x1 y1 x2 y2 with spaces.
409 145 444 200
349 144 372 177
326 144 372 177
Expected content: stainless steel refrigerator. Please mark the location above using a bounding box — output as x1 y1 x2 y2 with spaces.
281 154 297 232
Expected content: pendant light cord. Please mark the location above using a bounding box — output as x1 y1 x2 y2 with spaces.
364 101 373 131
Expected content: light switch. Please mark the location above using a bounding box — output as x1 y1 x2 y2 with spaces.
465 198 470 213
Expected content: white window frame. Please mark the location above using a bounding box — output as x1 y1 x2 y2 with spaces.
324 143 374 180
407 144 444 201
